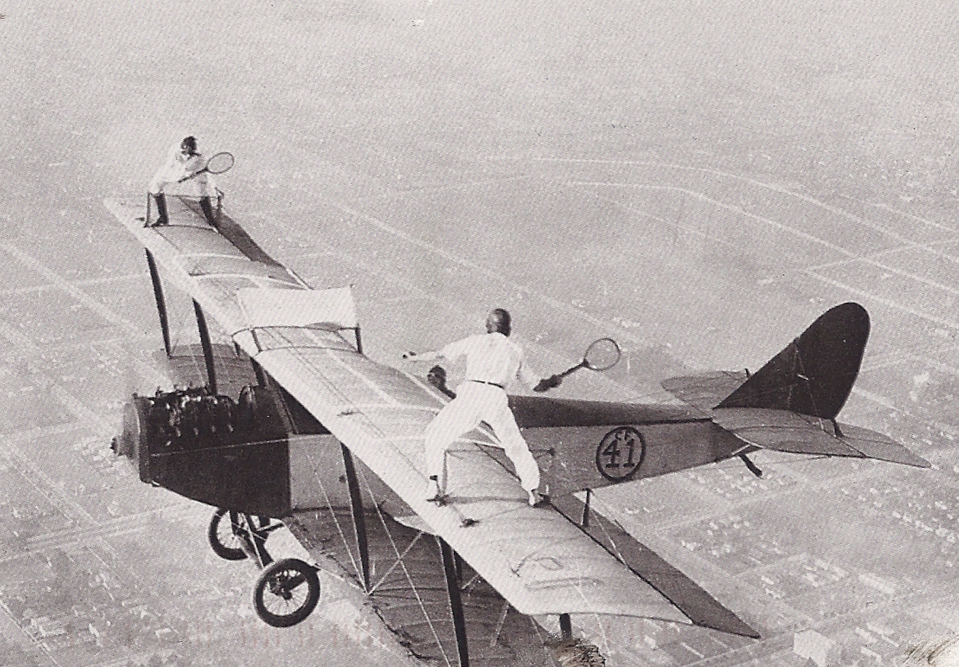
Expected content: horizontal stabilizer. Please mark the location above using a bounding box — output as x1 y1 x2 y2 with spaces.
661 371 748 413
827 422 932 468
712 408 931 468
664 304 929 469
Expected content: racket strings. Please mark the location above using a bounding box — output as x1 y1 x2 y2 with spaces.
584 338 620 371
205 151 234 174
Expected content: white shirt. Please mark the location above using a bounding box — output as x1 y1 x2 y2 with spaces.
439 332 539 389
154 142 205 183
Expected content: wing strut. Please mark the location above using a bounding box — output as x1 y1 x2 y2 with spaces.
145 250 172 358
438 536 470 667
193 300 217 395
340 443 371 591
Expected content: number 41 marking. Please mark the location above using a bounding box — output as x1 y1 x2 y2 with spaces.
596 427 644 480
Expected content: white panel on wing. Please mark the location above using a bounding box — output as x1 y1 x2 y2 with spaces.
239 286 357 330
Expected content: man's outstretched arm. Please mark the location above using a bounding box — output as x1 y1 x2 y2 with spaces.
519 359 562 393
402 349 442 362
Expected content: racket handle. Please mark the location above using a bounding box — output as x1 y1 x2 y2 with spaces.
556 361 587 379
177 168 208 183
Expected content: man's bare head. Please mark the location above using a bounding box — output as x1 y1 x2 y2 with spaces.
486 308 511 336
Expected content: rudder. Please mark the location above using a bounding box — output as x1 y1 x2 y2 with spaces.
716 303 869 420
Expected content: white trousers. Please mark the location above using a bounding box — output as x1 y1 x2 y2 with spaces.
424 382 540 493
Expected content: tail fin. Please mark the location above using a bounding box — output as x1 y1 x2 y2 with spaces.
716 303 869 420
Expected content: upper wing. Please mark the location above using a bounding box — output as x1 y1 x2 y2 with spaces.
104 198 306 332
106 197 722 626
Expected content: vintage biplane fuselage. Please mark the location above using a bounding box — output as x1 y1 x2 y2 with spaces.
113 377 744 520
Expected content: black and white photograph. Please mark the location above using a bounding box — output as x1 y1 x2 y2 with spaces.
2 1 959 665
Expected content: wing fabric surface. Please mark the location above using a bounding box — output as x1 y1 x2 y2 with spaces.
104 198 306 332
106 198 695 624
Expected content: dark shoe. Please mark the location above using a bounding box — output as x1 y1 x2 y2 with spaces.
152 194 169 227
528 489 548 507
426 477 448 505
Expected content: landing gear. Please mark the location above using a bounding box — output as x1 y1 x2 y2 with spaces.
206 509 282 563
253 558 321 628
208 509 248 561
207 508 320 628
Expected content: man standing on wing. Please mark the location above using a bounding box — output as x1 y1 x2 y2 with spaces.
148 136 217 226
404 308 561 507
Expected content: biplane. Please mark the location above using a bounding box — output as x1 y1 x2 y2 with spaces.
105 193 930 666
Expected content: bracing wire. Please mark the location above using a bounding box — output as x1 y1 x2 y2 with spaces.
299 445 457 664
302 446 363 581
353 461 455 667
369 531 426 594
301 438 453 666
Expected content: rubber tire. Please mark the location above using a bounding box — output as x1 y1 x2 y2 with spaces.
253 558 321 628
207 509 248 561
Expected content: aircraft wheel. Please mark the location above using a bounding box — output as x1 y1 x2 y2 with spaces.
253 558 320 628
208 509 248 561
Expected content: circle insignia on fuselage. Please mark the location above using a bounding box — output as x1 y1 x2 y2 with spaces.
595 426 645 481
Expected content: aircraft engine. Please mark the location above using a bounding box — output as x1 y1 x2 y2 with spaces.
112 385 297 516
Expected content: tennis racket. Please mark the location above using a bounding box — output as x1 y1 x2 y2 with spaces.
556 337 621 379
178 151 235 182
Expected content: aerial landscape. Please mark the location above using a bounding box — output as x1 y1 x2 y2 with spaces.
3 0 959 665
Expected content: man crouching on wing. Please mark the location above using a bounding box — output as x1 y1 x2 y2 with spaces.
404 308 561 507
